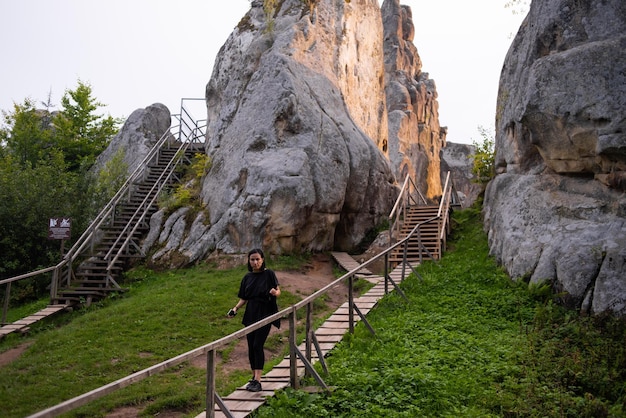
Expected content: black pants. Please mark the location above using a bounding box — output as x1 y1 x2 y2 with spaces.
247 323 271 371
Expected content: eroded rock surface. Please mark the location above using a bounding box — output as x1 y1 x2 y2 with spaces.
144 0 449 267
93 103 172 175
485 0 626 316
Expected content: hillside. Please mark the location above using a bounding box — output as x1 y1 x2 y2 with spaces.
1 208 625 417
257 208 626 417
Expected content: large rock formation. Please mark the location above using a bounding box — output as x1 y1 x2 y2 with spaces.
93 103 173 175
484 0 626 315
143 0 447 265
382 0 446 200
165 0 398 261
441 142 482 209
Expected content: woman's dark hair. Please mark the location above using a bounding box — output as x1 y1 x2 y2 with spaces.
247 248 266 272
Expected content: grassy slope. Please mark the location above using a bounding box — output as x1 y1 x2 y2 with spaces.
256 208 626 418
0 258 305 417
1 209 625 417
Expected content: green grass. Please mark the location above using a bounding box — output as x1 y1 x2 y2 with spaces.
2 208 626 417
254 208 626 418
0 257 312 418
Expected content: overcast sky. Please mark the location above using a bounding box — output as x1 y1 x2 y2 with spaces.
0 1 526 145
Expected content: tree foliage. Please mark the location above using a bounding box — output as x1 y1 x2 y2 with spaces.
0 99 52 167
0 81 122 292
471 126 495 184
52 80 121 170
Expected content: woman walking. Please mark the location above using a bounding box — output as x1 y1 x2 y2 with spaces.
228 249 281 392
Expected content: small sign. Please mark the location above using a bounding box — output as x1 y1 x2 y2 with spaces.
48 217 71 240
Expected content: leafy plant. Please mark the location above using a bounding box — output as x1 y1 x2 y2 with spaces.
471 125 495 184
89 147 128 214
157 152 210 214
189 152 211 179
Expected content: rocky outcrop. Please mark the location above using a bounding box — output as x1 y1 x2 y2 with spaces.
93 103 172 175
165 0 398 261
142 0 452 266
382 0 446 200
441 142 482 208
485 0 626 316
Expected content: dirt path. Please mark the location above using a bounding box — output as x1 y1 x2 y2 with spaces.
0 341 32 367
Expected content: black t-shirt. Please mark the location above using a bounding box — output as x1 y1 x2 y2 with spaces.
238 269 280 328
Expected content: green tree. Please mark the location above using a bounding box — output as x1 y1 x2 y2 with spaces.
88 148 129 215
0 82 122 296
471 126 495 184
0 152 78 292
0 98 52 167
52 80 120 171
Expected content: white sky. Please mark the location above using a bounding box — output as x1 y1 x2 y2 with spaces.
0 1 526 145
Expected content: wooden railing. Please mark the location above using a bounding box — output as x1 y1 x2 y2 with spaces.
388 175 428 245
437 171 454 251
0 266 57 326
27 226 431 418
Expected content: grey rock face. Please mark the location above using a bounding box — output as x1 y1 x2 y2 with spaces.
486 0 626 316
495 0 626 177
94 103 172 175
484 174 626 315
441 142 482 208
382 0 446 200
176 0 397 261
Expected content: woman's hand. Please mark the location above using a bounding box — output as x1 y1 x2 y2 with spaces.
269 287 281 297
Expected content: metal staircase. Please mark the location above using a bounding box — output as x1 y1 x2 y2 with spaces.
51 100 206 306
0 99 207 335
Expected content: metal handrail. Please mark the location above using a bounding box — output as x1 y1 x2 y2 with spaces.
1 99 207 322
104 124 206 274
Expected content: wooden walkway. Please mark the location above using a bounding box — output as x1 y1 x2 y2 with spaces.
330 251 374 278
195 253 413 418
0 304 69 339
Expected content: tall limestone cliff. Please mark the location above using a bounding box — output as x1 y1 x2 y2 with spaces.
382 0 446 199
484 0 626 316
144 0 445 264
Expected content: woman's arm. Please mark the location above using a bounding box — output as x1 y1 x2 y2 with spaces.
233 298 247 313
270 286 281 297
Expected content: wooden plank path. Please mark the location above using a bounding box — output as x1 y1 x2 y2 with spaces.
196 253 402 418
195 253 403 418
330 251 375 279
0 304 69 339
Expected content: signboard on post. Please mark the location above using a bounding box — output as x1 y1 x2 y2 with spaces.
48 217 71 240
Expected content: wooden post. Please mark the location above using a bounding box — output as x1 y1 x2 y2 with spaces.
206 349 216 418
289 306 298 389
1 282 10 325
348 275 354 334
384 253 389 295
305 302 313 376
50 269 58 302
